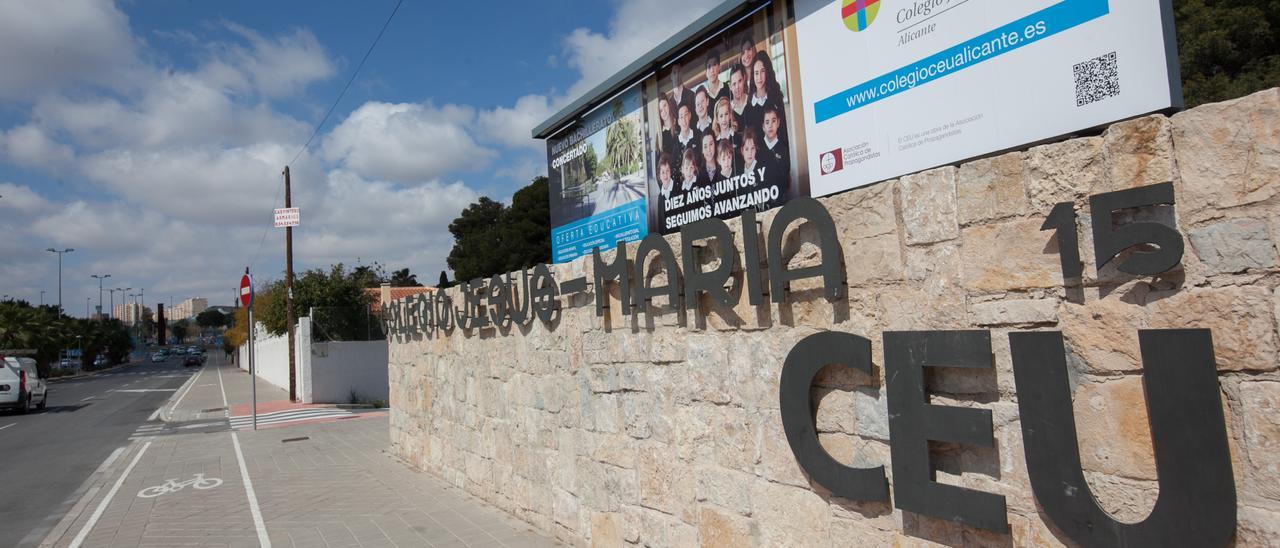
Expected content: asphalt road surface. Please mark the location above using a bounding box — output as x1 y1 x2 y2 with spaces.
0 356 200 547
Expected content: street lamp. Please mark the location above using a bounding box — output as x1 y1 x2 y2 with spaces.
46 248 74 313
90 274 110 319
108 287 131 320
39 290 46 307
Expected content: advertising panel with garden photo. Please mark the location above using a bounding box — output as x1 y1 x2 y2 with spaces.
546 85 649 263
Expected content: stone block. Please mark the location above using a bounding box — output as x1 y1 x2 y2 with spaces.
828 178 899 241
1188 218 1279 274
853 388 890 441
1173 88 1280 220
637 443 693 515
960 219 1063 292
900 167 960 245
843 232 905 286
970 299 1059 326
815 387 857 434
751 481 832 546
695 466 754 517
1024 136 1104 211
1073 377 1157 481
1101 114 1175 191
1238 505 1280 546
697 507 755 547
1060 297 1150 373
589 511 625 548
1148 286 1279 371
1240 381 1280 504
957 152 1029 226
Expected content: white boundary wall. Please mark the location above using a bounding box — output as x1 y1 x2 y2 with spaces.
238 316 388 404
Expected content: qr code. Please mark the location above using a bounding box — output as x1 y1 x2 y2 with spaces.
1074 52 1119 106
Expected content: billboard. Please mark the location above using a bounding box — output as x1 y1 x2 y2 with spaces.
547 86 649 263
646 2 807 234
793 0 1180 197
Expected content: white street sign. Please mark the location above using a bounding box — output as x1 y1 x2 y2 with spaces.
273 207 300 228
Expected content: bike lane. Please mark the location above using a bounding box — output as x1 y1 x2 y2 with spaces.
42 429 262 547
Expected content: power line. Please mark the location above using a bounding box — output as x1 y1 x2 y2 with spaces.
289 0 403 166
247 0 403 272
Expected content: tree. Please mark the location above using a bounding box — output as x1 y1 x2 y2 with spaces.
254 264 381 341
445 177 552 282
1176 0 1280 107
351 262 388 289
196 309 227 329
389 268 423 287
437 271 451 288
171 320 190 344
446 196 509 282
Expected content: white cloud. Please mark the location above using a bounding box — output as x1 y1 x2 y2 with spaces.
562 0 722 96
322 102 495 182
0 0 142 100
212 24 335 98
1 125 75 170
0 182 55 214
79 143 296 224
477 94 557 150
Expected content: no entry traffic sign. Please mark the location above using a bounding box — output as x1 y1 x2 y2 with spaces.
240 273 254 308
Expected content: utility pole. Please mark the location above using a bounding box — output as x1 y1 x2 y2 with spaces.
284 166 297 402
39 290 45 307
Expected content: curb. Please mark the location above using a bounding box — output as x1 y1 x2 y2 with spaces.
46 361 141 383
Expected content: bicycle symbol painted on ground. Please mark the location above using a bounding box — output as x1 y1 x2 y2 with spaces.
136 473 223 498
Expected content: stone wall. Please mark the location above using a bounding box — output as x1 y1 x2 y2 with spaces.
387 89 1280 546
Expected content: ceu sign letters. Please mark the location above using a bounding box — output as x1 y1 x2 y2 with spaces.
385 183 1237 545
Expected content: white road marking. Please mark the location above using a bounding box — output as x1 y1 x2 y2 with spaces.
216 363 229 411
115 389 178 393
146 407 162 421
80 396 94 402
0 423 15 431
231 432 271 547
68 441 152 548
165 367 204 419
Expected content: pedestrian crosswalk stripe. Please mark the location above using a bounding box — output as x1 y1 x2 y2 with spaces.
228 408 354 429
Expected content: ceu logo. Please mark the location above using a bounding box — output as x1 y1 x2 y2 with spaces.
841 0 881 32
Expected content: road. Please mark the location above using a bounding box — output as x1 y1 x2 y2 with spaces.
0 355 200 547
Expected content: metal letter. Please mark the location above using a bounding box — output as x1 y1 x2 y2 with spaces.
884 331 1008 533
681 218 737 309
767 197 845 303
531 263 560 324
488 274 510 327
779 331 889 502
1009 330 1235 547
1041 201 1083 280
633 234 682 312
593 242 631 317
740 209 766 306
467 278 490 329
1090 182 1184 275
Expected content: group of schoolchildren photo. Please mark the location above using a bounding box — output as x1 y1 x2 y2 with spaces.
654 33 791 225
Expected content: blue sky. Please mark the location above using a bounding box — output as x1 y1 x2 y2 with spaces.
0 0 721 314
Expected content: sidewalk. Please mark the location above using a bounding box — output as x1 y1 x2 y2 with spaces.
42 355 558 547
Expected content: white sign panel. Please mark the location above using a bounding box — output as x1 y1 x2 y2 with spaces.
273 207 300 228
794 0 1179 197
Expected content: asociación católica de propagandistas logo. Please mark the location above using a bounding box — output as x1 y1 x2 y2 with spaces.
841 0 881 32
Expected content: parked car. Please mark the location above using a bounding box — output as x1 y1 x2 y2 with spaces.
183 356 202 367
151 352 165 363
93 355 108 367
0 356 48 413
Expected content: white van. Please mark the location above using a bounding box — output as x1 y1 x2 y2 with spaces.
0 356 48 414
